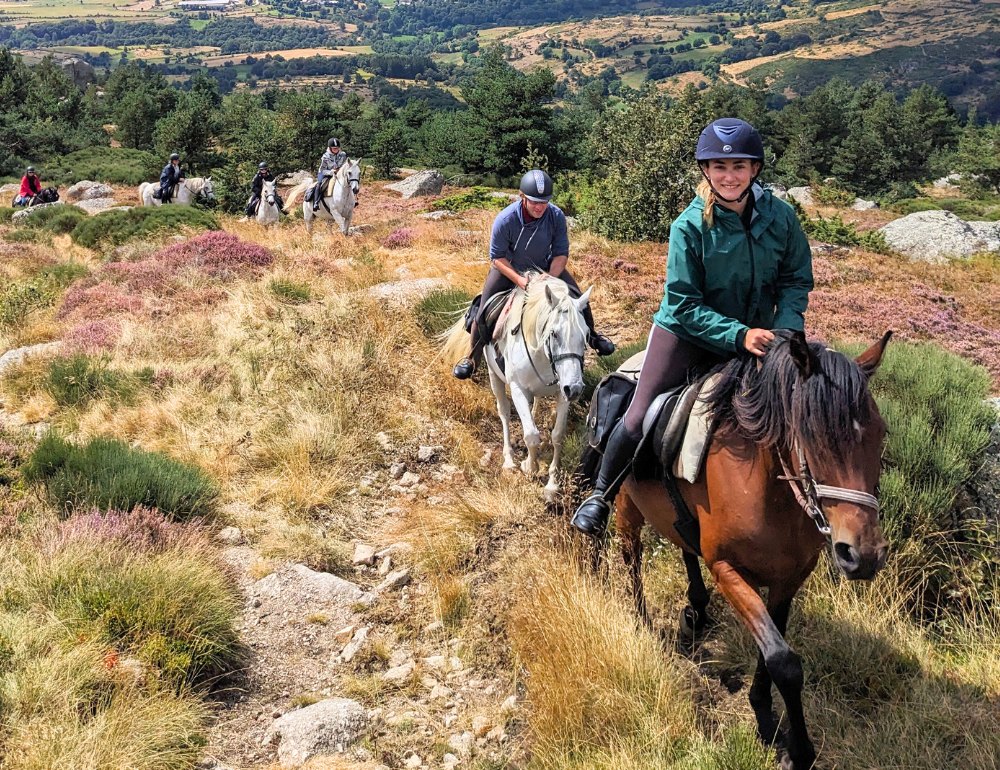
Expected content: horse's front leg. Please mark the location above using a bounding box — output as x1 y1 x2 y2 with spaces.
331 206 347 235
711 562 815 770
486 358 516 471
509 382 539 476
543 393 570 503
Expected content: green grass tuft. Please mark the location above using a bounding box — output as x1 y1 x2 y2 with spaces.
414 287 473 337
46 354 155 408
269 278 312 304
24 433 220 521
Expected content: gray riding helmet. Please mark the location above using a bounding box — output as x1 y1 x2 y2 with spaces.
520 169 553 202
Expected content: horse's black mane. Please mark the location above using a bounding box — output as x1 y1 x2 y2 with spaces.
701 330 872 457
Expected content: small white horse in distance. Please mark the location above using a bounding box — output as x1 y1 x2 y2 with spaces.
255 179 281 226
284 159 361 235
444 274 592 503
138 177 215 207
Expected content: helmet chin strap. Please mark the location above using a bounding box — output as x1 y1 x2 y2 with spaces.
699 163 761 205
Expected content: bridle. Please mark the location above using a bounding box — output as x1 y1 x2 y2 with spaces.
777 439 880 541
515 315 584 389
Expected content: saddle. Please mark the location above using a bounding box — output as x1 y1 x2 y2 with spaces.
463 290 514 337
587 350 718 554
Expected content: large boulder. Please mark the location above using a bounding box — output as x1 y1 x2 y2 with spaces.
266 698 369 767
386 169 445 199
254 564 371 606
878 210 1000 262
75 198 119 215
787 186 814 206
59 57 95 89
278 170 313 187
851 198 878 211
768 183 787 200
0 183 19 195
11 201 63 225
66 180 116 201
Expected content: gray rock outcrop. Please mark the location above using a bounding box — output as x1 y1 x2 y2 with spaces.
11 201 63 225
386 170 445 199
878 210 1000 262
59 57 96 89
787 186 813 206
254 564 371 605
0 183 19 195
851 198 878 211
266 698 369 767
66 181 116 201
0 342 64 376
75 198 119 215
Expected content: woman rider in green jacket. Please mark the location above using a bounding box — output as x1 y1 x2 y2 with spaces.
572 118 814 537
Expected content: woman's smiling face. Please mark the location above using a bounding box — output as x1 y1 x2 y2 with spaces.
704 158 760 202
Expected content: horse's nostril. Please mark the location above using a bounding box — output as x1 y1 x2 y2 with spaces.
834 542 859 570
563 385 573 398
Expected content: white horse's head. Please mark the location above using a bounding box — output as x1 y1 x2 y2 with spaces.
339 159 361 196
263 179 277 206
518 275 590 400
201 176 215 201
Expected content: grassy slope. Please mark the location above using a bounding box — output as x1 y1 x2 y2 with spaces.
1 182 999 767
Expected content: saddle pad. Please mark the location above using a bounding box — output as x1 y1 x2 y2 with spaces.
618 349 646 380
673 373 722 483
492 293 520 341
325 176 337 197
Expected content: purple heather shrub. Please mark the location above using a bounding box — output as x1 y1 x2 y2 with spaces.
57 281 146 321
383 228 415 249
155 231 275 279
43 506 206 556
64 320 122 354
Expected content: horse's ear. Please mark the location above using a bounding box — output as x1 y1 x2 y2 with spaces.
575 286 593 311
545 285 556 305
788 330 820 379
855 331 892 377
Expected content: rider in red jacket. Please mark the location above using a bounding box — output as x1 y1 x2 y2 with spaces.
13 166 41 207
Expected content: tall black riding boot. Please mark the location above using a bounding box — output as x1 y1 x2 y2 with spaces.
453 322 487 380
572 421 641 537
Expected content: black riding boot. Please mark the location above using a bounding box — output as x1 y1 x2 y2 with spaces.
453 324 487 380
572 421 640 537
579 304 616 356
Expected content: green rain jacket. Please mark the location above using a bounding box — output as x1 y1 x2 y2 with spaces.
653 186 813 356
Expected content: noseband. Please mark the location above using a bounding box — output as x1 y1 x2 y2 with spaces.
778 440 880 541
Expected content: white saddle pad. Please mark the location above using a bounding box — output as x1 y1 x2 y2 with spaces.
673 373 721 483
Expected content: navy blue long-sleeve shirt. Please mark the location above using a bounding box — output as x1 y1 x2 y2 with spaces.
489 201 570 273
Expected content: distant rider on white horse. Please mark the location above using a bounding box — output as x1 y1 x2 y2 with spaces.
313 138 352 212
157 153 184 203
452 169 616 380
247 162 286 217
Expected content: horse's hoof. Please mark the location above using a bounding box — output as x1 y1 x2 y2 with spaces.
678 605 709 639
543 487 559 504
520 459 534 475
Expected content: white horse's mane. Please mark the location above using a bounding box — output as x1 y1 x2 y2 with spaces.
507 272 587 350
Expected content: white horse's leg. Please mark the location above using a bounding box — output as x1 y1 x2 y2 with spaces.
509 382 540 476
331 205 347 235
544 394 571 503
486 351 516 471
304 204 313 234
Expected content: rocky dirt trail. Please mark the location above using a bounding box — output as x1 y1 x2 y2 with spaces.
200 448 522 770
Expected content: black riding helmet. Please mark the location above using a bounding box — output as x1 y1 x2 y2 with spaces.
259 162 268 170
26 166 35 174
328 138 340 149
695 118 764 204
170 153 180 161
519 169 553 203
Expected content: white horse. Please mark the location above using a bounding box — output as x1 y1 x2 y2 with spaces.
255 179 281 226
138 177 215 207
284 159 361 235
444 274 591 502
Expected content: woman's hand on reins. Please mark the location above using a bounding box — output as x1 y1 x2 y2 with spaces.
744 328 775 357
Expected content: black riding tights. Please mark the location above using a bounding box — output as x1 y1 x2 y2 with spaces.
621 324 722 440
467 267 596 363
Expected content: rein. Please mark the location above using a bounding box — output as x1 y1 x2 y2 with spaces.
777 440 880 541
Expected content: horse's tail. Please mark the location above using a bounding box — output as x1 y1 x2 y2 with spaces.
284 179 312 209
440 316 471 366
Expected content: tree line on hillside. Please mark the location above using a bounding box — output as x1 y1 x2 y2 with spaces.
2 44 998 241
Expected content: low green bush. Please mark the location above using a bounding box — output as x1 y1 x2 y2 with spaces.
72 206 221 250
890 197 942 215
425 186 509 212
891 197 1000 221
24 432 220 520
414 287 473 337
269 278 312 304
46 354 155 408
843 340 997 611
9 203 88 236
793 205 892 254
0 206 15 222
811 182 856 207
42 147 161 186
0 261 89 331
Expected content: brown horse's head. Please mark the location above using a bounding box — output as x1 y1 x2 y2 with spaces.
707 330 892 581
785 331 891 580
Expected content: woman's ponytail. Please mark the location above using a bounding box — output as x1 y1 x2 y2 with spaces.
697 179 716 227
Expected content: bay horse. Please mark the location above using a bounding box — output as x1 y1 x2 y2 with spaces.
606 330 891 770
443 274 591 502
